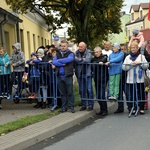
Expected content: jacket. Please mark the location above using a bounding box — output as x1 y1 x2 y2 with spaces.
0 52 11 75
109 51 124 75
53 49 75 77
75 49 93 77
91 54 108 83
122 54 148 83
10 43 25 72
26 59 41 77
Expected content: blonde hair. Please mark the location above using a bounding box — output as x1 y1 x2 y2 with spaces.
130 41 139 49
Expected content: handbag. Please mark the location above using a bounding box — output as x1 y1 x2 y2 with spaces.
140 54 149 86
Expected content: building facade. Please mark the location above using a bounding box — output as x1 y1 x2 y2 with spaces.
109 12 130 45
0 0 51 59
126 3 150 42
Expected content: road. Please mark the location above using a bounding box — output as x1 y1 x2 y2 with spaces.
26 106 150 150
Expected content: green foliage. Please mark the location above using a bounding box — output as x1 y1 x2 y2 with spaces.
5 0 124 48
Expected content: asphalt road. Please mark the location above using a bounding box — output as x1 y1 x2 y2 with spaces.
26 106 150 150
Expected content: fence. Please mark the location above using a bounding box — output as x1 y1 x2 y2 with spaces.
0 62 149 117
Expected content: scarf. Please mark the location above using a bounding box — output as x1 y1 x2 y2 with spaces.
129 51 140 61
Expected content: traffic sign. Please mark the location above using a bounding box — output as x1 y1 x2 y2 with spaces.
54 35 59 41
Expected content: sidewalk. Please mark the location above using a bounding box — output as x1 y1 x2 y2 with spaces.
0 100 113 150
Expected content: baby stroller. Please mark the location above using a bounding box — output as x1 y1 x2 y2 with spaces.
11 71 30 104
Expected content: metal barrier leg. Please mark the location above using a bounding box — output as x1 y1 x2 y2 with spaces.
128 107 134 118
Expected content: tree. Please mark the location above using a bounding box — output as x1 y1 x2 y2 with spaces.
5 0 124 47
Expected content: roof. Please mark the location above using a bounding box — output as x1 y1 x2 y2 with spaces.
140 3 149 9
0 7 23 23
129 5 139 13
126 14 148 26
129 3 149 13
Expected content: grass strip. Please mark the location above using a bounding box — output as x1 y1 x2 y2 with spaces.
0 100 81 136
0 110 59 135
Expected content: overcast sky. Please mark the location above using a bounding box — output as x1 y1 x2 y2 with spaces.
122 0 149 13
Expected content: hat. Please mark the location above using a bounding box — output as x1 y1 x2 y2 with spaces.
37 48 44 55
132 28 139 35
31 52 38 58
113 43 120 50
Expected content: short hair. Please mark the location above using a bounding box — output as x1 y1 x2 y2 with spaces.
51 47 59 53
94 46 102 51
61 40 68 44
130 41 139 48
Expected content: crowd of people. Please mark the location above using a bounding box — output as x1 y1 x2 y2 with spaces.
0 28 150 116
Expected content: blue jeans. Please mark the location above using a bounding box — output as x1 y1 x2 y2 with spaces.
78 76 94 108
58 76 74 109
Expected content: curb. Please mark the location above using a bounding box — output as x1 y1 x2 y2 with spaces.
0 109 97 150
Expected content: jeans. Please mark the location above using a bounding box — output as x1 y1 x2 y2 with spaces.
126 83 145 111
58 76 74 109
78 76 94 108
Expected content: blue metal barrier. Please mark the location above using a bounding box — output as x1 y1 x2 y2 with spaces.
0 61 149 116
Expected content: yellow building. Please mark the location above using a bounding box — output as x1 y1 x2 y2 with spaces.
126 3 149 40
0 0 51 59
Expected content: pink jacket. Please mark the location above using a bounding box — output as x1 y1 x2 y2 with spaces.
128 32 144 47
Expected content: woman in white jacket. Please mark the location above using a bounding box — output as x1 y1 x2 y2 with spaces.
122 42 148 115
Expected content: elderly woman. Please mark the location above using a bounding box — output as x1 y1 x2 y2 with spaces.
122 42 148 115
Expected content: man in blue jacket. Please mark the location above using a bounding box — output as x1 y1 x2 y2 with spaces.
52 40 75 113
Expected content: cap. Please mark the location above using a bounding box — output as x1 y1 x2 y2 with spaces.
132 28 139 35
113 43 120 50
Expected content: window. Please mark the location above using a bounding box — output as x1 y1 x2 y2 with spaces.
140 10 142 18
27 31 31 57
128 30 130 37
33 34 36 51
20 29 24 52
131 13 134 21
41 37 43 46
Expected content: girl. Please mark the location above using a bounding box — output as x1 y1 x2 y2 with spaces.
0 47 11 108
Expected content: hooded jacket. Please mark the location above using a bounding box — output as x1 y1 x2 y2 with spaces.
128 32 144 48
0 52 11 75
10 43 25 72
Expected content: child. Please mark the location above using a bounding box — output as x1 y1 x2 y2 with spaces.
26 52 41 99
0 47 11 108
128 28 144 48
10 43 25 97
105 43 124 101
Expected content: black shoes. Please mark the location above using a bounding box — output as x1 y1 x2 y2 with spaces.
96 111 108 116
114 109 124 114
79 107 86 111
96 111 103 115
87 107 93 111
101 112 108 116
34 102 42 108
59 109 67 113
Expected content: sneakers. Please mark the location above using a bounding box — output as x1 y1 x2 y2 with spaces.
7 93 11 100
108 96 117 101
28 93 36 99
